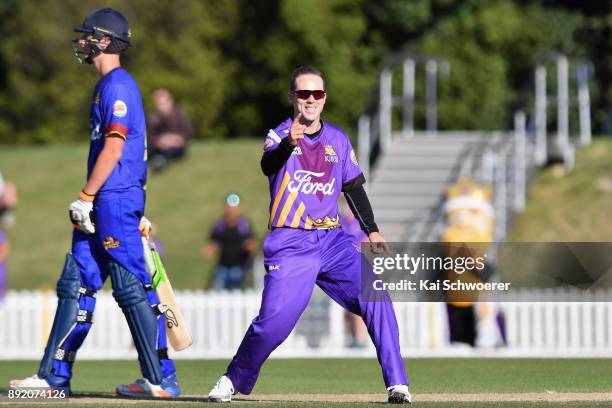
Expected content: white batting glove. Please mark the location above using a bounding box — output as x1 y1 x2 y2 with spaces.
139 216 152 238
69 192 95 234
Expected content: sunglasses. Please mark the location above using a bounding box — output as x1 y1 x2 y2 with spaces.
293 90 326 100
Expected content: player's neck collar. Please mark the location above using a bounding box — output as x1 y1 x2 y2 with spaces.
101 66 123 78
305 120 324 140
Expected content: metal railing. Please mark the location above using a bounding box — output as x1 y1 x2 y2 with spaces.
363 53 592 245
533 55 592 169
358 53 449 181
402 116 537 245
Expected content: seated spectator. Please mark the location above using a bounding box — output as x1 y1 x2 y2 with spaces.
147 88 193 173
0 172 16 302
202 194 257 290
0 172 17 228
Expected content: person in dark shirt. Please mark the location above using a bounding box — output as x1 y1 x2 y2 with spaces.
202 194 257 290
147 88 193 173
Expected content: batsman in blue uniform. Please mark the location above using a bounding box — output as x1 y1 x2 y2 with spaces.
9 8 181 398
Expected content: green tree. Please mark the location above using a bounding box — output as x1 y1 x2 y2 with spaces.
418 1 579 130
225 0 377 138
0 0 238 143
0 1 608 143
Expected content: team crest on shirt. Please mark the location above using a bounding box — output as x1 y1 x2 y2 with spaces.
112 100 127 117
324 145 338 163
292 146 302 155
325 145 336 156
103 236 121 250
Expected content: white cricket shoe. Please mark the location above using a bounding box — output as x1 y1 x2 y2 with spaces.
208 375 235 402
387 384 411 404
116 378 175 398
9 374 51 389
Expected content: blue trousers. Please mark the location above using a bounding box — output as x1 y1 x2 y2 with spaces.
213 265 245 290
51 192 175 380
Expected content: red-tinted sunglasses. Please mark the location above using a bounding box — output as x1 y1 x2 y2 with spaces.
293 90 326 100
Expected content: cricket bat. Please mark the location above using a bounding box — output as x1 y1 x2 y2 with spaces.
142 237 193 351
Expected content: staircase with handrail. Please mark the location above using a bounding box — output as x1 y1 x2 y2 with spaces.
358 52 592 243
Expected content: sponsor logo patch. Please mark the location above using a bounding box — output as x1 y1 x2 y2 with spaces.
158 304 179 328
292 146 302 155
90 123 102 141
350 149 358 165
112 100 127 117
103 236 120 250
324 145 337 156
306 214 340 229
94 93 100 104
288 170 335 196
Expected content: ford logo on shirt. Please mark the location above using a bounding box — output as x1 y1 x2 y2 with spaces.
287 170 335 196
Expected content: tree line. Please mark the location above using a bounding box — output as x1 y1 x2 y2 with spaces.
0 0 609 144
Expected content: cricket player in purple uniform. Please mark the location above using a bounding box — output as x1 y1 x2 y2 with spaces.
9 8 180 398
208 66 411 404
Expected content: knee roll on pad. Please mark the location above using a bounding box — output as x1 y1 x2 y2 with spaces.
110 260 148 307
38 254 81 378
109 260 163 385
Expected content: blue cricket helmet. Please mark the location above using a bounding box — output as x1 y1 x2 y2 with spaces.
73 8 131 63
74 8 131 45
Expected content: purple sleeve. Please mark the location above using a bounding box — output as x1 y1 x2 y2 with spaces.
263 119 292 153
0 229 6 244
341 136 362 184
263 129 282 153
210 221 224 241
237 218 253 239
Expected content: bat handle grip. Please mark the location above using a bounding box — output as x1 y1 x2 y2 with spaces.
142 236 156 277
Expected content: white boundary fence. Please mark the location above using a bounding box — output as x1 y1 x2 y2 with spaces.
2 289 612 360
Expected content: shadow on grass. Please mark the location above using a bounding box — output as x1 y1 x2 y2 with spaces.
0 388 209 404
73 391 209 403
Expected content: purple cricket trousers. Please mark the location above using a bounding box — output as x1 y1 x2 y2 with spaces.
226 227 409 394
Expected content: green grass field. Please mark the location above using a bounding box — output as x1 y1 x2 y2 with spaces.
0 140 269 290
1 358 611 407
508 137 612 242
1 137 612 290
